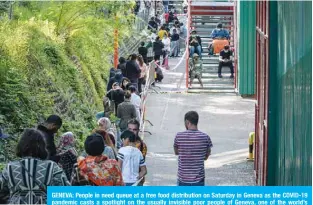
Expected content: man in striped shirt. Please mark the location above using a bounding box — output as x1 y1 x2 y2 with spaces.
174 111 213 186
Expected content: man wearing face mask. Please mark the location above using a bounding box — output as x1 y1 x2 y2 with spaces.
37 115 63 162
189 30 202 58
218 45 234 78
173 111 213 186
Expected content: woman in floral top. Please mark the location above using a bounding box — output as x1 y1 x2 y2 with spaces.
71 133 124 186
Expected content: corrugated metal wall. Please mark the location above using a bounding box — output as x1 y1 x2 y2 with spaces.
267 1 312 185
238 1 256 95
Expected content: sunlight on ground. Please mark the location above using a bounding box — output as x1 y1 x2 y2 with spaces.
205 148 248 168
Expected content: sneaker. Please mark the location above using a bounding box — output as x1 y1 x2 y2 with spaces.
218 74 223 78
230 75 234 78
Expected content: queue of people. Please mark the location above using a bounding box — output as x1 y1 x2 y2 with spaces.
0 113 148 204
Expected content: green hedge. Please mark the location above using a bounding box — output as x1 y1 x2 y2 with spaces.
0 1 137 161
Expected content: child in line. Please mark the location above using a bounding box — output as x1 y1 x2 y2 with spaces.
117 130 147 186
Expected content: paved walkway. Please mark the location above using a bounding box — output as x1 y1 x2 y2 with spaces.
142 54 256 186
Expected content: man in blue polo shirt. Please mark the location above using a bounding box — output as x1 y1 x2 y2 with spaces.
174 111 213 186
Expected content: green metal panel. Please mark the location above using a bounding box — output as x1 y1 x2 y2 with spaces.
268 1 312 186
238 1 256 95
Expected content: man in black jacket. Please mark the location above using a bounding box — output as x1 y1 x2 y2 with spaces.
138 42 148 64
125 54 141 90
148 17 158 31
37 115 62 162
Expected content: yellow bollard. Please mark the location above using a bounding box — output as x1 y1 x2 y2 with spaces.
247 132 255 161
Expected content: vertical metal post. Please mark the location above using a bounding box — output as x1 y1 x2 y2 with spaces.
186 0 191 88
114 16 119 69
155 0 157 16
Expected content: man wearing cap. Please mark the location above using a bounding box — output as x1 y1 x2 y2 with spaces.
218 45 234 78
189 30 202 58
189 53 204 88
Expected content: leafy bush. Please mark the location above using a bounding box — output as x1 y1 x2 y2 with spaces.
0 1 138 159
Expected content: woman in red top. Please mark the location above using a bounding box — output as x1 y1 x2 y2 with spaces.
71 133 124 186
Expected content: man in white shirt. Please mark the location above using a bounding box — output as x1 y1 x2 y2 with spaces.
129 86 141 121
117 130 147 186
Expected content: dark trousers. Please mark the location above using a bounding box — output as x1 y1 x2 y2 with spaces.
154 54 161 61
162 51 168 65
130 78 139 90
138 78 144 94
218 61 234 75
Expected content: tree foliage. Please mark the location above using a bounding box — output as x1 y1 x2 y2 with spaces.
0 1 138 157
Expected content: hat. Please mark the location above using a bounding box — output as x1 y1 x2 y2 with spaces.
84 133 104 156
191 30 197 33
193 53 199 57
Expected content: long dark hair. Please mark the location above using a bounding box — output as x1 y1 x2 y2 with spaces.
137 55 144 67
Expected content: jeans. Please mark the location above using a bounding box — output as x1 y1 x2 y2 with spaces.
218 61 234 75
177 179 205 186
125 183 135 186
170 41 179 57
190 45 202 58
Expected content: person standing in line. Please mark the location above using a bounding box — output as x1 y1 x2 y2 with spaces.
173 111 213 186
117 91 137 132
56 132 78 181
170 29 180 57
106 82 125 115
117 57 127 77
136 55 147 94
153 36 164 61
71 133 124 186
129 86 141 122
158 26 168 40
127 119 147 160
161 33 171 66
138 42 148 64
117 130 147 186
37 115 63 163
0 129 70 204
125 54 141 90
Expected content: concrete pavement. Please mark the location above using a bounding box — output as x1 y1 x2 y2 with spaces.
142 53 256 186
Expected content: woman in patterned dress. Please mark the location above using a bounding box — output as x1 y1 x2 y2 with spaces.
0 128 70 204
